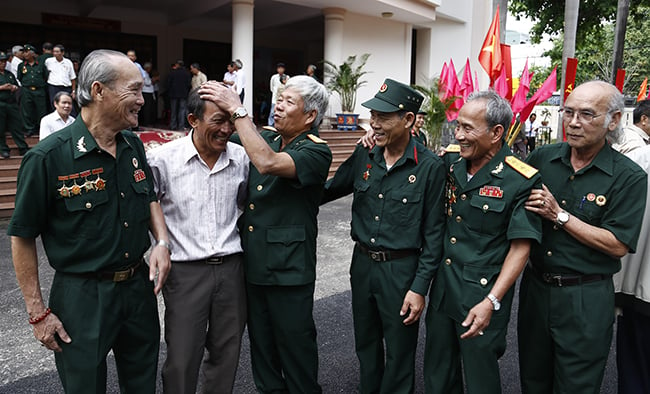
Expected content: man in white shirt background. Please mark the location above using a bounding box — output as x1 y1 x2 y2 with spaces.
44 45 76 112
8 45 24 81
612 100 650 154
233 59 246 103
39 91 74 140
524 112 539 154
267 62 288 127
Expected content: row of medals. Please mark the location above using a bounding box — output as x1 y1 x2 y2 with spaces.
58 176 106 198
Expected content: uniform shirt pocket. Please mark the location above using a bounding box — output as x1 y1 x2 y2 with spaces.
389 190 423 226
63 190 110 239
468 196 507 234
130 180 152 222
266 225 307 271
462 264 510 328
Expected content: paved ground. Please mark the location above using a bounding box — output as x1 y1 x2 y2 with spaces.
0 195 618 393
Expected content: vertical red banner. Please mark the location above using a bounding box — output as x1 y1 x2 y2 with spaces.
615 69 626 93
500 44 513 100
563 58 579 141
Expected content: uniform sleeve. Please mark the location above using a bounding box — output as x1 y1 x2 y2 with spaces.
601 166 647 252
507 173 543 243
322 144 364 204
410 158 446 295
16 62 24 83
7 152 50 238
285 141 332 188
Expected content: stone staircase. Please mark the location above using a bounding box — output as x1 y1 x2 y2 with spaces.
0 130 364 218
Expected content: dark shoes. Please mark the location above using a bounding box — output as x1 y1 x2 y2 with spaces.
0 151 9 159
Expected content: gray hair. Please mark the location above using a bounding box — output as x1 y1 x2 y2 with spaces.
12 46 23 55
579 81 625 144
466 90 513 130
284 75 329 127
76 49 126 107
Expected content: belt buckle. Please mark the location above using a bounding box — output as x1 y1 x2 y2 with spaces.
206 257 224 265
369 251 386 262
112 269 131 282
30 86 36 91
541 273 563 287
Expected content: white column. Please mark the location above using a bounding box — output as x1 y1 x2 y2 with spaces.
323 7 346 116
232 0 254 113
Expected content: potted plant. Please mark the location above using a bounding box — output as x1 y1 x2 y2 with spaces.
413 77 459 151
324 53 370 130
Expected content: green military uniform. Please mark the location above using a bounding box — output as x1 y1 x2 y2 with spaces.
8 118 160 393
519 142 647 394
0 65 28 155
425 144 542 394
235 126 331 393
17 52 48 134
410 128 428 148
324 137 446 393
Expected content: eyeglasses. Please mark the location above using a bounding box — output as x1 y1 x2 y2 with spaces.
454 124 489 134
560 108 608 123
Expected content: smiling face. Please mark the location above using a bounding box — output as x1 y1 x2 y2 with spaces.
273 87 315 136
455 99 501 163
54 94 73 118
53 47 63 61
97 58 144 129
370 110 412 149
414 113 425 129
563 82 620 152
189 100 233 156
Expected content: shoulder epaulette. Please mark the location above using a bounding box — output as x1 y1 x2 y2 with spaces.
307 134 328 144
445 144 460 153
505 155 538 179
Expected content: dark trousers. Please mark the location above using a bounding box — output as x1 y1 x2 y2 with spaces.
20 87 47 134
0 101 28 154
162 256 246 394
527 137 536 153
424 306 507 394
350 246 420 394
139 92 156 127
617 308 650 394
518 269 613 394
50 266 160 394
246 282 321 394
169 97 187 130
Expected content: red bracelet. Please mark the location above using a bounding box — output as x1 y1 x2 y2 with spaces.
28 308 51 325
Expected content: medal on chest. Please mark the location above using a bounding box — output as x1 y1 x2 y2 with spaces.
445 174 457 217
363 164 371 181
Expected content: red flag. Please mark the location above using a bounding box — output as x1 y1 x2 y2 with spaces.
494 66 509 98
478 5 503 83
500 44 512 99
443 59 460 101
615 69 626 93
638 78 648 102
563 58 578 103
511 59 533 114
439 62 449 93
519 99 538 128
459 58 474 101
530 67 557 105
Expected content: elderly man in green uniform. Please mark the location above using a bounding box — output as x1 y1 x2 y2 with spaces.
199 75 331 393
423 90 542 393
8 49 171 393
17 44 48 136
519 80 647 394
324 79 446 393
0 51 28 159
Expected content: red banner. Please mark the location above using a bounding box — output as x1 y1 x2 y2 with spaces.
563 58 578 103
500 44 512 99
615 69 625 93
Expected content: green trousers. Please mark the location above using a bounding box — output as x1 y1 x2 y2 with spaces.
350 246 420 394
518 268 614 394
246 282 321 394
0 101 27 153
50 266 160 394
423 304 507 394
20 87 47 133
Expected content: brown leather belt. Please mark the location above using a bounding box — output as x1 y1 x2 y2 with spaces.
65 260 143 282
356 242 420 262
527 264 609 287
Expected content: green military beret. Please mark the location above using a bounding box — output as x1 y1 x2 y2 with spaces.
0 52 7 61
23 44 36 52
362 78 423 114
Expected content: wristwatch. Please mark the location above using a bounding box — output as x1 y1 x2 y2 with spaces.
155 239 172 253
486 293 501 311
231 107 248 122
556 210 570 227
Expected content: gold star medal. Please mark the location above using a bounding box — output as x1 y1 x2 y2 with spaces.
80 170 95 191
92 168 106 190
69 173 82 196
57 175 70 198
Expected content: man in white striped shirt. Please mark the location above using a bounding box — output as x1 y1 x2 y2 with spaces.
147 87 250 394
